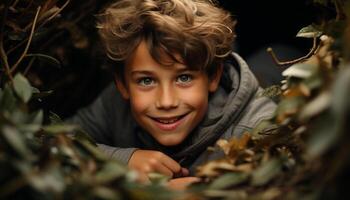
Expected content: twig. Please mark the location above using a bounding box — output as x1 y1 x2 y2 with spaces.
23 0 70 32
11 0 19 8
267 37 318 66
0 1 13 82
23 57 36 75
8 0 70 55
334 0 346 21
10 6 41 73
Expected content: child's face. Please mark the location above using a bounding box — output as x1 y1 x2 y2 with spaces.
116 41 222 146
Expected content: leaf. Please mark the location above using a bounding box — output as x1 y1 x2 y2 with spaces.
95 162 128 183
196 159 238 177
76 140 107 161
32 90 54 99
306 113 339 158
209 173 248 190
0 85 17 112
251 158 283 186
49 111 63 124
42 124 78 135
257 85 282 99
251 120 273 138
276 97 305 123
298 91 331 122
203 190 247 199
26 54 61 68
1 126 31 159
13 73 33 103
74 129 97 145
296 25 322 38
282 63 318 78
27 167 65 193
147 172 170 185
92 187 122 200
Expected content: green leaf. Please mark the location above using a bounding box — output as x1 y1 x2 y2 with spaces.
296 25 322 38
1 126 31 159
276 97 305 118
95 162 128 183
27 167 65 193
257 85 282 99
32 90 54 99
73 129 97 145
13 73 32 103
49 111 63 124
26 54 61 68
92 187 122 200
147 172 170 185
251 158 283 186
209 173 248 190
0 85 18 112
282 63 318 78
251 120 273 138
42 124 78 135
298 92 331 122
307 113 339 158
76 140 107 161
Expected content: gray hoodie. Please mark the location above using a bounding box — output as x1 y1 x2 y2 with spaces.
68 53 276 174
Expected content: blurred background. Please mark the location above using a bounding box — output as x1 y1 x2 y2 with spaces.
16 0 316 119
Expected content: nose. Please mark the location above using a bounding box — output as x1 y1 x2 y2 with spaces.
155 84 179 109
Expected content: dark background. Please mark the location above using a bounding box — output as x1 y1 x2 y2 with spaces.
36 0 315 119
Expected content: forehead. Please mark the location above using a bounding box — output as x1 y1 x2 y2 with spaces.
125 40 188 72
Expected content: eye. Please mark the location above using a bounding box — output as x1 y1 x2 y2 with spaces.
137 77 155 86
176 74 192 83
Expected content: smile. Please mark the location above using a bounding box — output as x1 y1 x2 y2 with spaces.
150 113 189 131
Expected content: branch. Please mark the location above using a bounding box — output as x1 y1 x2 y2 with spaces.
10 6 41 73
8 0 70 55
267 37 318 66
0 1 13 82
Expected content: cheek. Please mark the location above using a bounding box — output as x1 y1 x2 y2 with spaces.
182 85 209 112
129 89 153 113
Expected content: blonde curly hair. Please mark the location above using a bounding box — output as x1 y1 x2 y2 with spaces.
97 0 236 76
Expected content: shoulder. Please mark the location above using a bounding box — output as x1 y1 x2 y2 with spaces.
235 88 276 134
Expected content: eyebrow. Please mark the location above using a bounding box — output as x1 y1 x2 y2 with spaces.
130 66 191 76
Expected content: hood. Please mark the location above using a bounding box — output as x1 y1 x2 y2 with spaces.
137 53 260 165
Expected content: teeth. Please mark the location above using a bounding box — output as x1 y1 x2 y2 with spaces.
158 117 179 124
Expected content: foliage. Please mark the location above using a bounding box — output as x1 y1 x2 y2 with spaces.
1 0 350 200
192 0 350 199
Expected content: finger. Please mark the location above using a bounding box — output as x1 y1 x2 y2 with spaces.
153 162 174 177
173 167 189 178
167 177 201 191
135 171 151 184
159 155 182 175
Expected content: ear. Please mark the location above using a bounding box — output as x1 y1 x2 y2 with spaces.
113 75 130 99
208 64 223 92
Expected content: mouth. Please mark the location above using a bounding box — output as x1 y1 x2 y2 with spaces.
149 113 189 131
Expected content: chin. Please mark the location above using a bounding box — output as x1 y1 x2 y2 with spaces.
157 136 185 146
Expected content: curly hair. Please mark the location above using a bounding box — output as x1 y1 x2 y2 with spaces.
97 0 236 76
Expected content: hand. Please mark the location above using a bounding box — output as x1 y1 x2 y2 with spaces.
167 177 201 191
128 150 189 183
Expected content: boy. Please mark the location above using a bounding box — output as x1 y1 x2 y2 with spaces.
69 0 275 186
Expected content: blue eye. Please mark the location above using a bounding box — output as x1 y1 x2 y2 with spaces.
138 77 155 86
177 74 192 83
